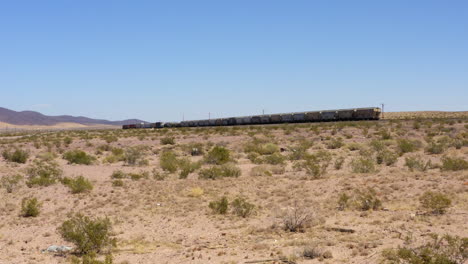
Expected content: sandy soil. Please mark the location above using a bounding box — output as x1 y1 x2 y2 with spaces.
0 118 467 264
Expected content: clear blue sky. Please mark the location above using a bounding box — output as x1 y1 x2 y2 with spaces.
1 0 467 122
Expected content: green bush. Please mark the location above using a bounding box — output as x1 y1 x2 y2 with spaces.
419 191 452 215
405 156 431 172
58 214 116 255
231 197 254 218
262 152 286 165
177 158 201 179
205 146 231 165
382 234 467 264
63 150 96 165
160 137 175 145
209 196 228 214
198 164 241 179
1 174 23 193
159 150 178 173
376 150 398 166
63 176 93 194
326 138 343 149
441 156 468 171
21 197 41 217
128 171 149 180
2 148 29 163
110 170 127 179
123 147 148 166
26 160 63 187
351 157 376 173
425 141 447 154
70 254 113 264
397 139 421 154
112 179 124 187
337 193 350 211
355 188 382 211
334 156 345 170
294 151 332 179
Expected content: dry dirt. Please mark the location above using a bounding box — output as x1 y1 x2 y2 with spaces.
0 118 467 264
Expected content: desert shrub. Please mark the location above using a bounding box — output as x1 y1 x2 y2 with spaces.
283 201 312 232
110 170 127 179
63 137 73 146
63 150 96 165
182 142 204 156
231 197 255 218
188 187 204 197
26 160 63 187
379 129 392 140
294 151 332 179
63 176 93 194
441 156 468 171
204 146 231 165
102 135 118 144
347 143 362 152
334 156 345 170
21 197 41 217
397 139 421 154
209 196 228 214
70 254 113 264
37 151 57 161
262 152 286 165
405 156 431 172
376 150 398 166
302 246 333 260
1 174 23 193
425 141 447 155
351 157 376 173
152 169 167 181
250 165 273 177
382 234 467 264
355 188 382 211
160 137 175 145
159 150 178 173
112 180 124 187
198 163 241 179
123 147 148 166
419 191 452 215
326 138 343 149
370 139 386 152
58 214 116 255
337 192 350 211
2 148 29 163
177 158 201 179
244 139 280 155
128 171 149 180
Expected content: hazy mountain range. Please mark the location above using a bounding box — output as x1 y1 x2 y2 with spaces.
0 107 146 126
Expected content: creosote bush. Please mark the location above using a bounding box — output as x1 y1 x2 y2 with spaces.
2 148 29 163
209 196 228 214
58 214 116 255
159 150 178 173
160 136 175 145
419 191 452 215
405 156 431 172
21 197 41 217
63 150 96 165
26 159 63 187
204 146 231 165
123 146 148 166
1 174 23 193
198 163 241 179
351 157 376 173
355 188 382 211
441 156 468 171
231 197 255 218
62 176 93 194
382 234 467 264
397 139 421 154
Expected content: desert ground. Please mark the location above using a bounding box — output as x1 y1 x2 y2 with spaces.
0 115 467 264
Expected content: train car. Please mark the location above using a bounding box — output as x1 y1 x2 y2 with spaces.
305 111 320 122
320 111 337 120
337 109 354 120
122 107 381 129
292 113 305 122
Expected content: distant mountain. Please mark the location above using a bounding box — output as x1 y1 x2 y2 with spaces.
0 107 147 126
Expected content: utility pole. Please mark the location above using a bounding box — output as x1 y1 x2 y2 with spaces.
381 103 384 119
262 109 264 115
182 113 184 121
209 112 211 120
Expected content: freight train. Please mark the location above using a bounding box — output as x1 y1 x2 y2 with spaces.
122 107 381 129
